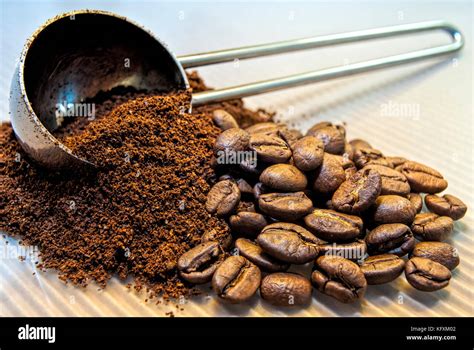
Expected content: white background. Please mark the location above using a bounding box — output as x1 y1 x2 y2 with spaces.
0 0 473 316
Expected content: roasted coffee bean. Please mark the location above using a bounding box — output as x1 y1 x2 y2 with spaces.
253 182 268 200
334 154 358 179
245 122 286 136
313 153 346 193
411 212 453 241
331 169 382 214
407 193 423 213
372 195 416 225
291 136 325 171
229 211 268 237
218 174 234 181
353 147 385 169
212 255 261 303
258 192 313 221
396 161 448 194
369 157 393 168
337 154 355 169
365 223 415 256
249 134 292 163
384 156 408 168
236 201 256 213
363 164 410 196
234 238 290 272
178 241 222 284
344 142 354 161
239 156 267 175
411 241 459 270
360 254 405 285
260 164 307 191
218 176 253 197
304 209 363 242
311 255 367 303
257 222 323 264
306 122 346 154
260 273 312 306
319 239 367 262
405 257 451 292
425 194 467 220
251 111 273 124
214 128 250 156
236 178 254 196
201 230 233 251
349 138 372 151
279 128 303 147
212 109 239 130
344 164 357 180
206 180 241 216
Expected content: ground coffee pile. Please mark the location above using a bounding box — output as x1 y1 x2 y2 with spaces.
0 73 267 300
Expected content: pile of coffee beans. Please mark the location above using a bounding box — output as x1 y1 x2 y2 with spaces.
177 111 467 306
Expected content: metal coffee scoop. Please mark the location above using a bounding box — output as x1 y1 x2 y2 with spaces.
10 10 463 169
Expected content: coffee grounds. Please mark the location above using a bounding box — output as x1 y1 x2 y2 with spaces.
0 73 266 300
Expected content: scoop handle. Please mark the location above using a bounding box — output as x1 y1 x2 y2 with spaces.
177 20 463 106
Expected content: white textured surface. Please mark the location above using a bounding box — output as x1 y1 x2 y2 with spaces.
0 0 473 316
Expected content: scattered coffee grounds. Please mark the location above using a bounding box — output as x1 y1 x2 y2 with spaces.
0 72 265 300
